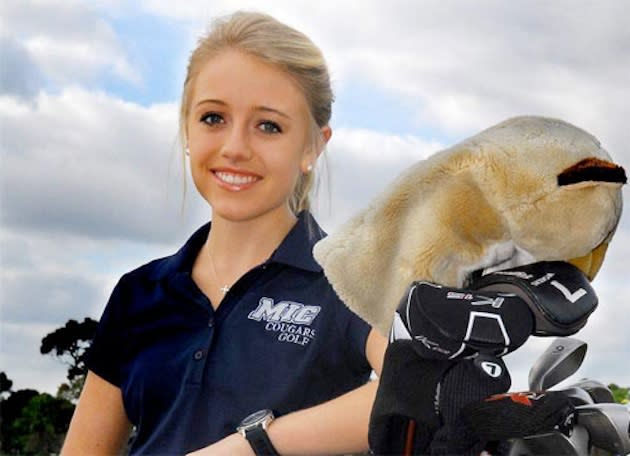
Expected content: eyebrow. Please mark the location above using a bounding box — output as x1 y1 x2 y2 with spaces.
195 99 292 120
256 106 292 120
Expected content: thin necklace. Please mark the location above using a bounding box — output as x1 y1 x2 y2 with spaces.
208 253 231 295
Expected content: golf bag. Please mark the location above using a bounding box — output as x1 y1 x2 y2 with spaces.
368 261 621 456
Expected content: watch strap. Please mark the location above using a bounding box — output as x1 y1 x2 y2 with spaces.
245 425 279 456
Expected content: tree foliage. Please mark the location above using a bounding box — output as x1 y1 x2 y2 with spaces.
608 383 630 404
0 371 13 396
56 376 86 404
4 393 74 454
40 317 98 381
1 389 39 453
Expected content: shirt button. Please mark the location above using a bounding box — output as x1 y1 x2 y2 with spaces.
193 350 204 360
208 318 214 328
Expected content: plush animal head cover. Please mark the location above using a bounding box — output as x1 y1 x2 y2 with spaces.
313 116 626 336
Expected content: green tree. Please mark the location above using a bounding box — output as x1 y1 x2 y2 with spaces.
608 383 629 404
10 393 74 454
0 389 39 453
56 376 85 403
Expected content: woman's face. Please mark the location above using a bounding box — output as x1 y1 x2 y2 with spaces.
186 50 318 223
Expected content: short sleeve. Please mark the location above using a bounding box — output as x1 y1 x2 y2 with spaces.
86 276 127 387
335 299 372 374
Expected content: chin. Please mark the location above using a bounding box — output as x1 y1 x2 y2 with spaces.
210 201 293 224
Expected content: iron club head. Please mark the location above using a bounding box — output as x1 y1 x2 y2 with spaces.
570 379 615 403
518 425 589 456
576 403 630 454
557 386 594 406
528 337 587 391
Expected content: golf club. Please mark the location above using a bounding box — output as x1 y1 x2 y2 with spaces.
507 337 625 455
557 386 594 406
576 403 630 455
570 379 615 404
515 425 589 456
528 337 588 391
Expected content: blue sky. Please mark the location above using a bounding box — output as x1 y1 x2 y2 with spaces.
1 0 629 396
100 13 189 104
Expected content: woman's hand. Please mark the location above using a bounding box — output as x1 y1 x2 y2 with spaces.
186 433 254 456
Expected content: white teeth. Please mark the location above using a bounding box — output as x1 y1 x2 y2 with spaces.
215 172 257 185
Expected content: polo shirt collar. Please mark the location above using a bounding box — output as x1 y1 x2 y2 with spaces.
269 210 325 273
150 210 325 281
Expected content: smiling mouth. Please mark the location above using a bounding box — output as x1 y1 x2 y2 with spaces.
215 171 258 185
212 170 261 190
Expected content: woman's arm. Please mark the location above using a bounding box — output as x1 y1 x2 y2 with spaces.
189 328 388 456
365 327 387 377
61 371 133 455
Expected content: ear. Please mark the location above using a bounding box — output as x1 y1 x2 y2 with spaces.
320 125 332 145
301 126 332 173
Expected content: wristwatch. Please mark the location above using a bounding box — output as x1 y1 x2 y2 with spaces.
236 409 279 456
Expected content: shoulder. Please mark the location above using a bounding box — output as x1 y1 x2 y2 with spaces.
120 254 176 284
119 222 209 285
101 255 174 319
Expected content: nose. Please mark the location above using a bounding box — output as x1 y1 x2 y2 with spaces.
220 123 253 162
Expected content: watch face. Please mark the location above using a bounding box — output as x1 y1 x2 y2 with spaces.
239 409 274 430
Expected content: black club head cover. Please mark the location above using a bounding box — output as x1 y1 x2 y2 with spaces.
369 340 456 455
428 355 511 455
460 391 575 441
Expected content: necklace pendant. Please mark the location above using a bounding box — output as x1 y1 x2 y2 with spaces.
220 285 230 294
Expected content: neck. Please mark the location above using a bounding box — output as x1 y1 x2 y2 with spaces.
205 206 299 273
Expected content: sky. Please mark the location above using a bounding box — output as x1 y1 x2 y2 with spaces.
1 0 628 396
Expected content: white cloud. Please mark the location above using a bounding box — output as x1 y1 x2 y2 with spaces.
0 35 45 99
0 0 140 90
331 128 443 164
139 0 216 22
0 88 207 243
1 269 103 324
24 35 139 86
0 322 73 394
328 3 629 147
139 1 630 154
314 128 444 229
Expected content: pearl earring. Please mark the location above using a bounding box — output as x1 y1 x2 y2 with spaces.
185 146 190 156
306 164 313 172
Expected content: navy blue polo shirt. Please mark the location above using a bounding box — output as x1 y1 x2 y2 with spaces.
87 211 372 455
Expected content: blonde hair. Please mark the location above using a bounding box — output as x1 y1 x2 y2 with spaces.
179 11 333 213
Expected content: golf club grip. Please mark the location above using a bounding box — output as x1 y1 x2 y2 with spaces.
404 420 416 456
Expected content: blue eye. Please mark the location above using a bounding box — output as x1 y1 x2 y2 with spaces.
258 121 282 134
201 113 224 125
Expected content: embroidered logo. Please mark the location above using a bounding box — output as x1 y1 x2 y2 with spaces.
248 297 321 346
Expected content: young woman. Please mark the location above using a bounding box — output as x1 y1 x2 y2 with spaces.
61 11 387 456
